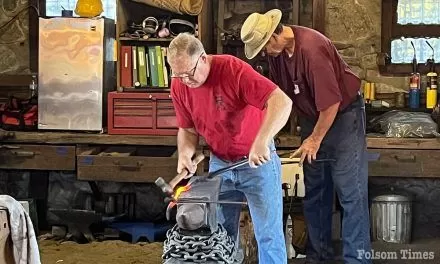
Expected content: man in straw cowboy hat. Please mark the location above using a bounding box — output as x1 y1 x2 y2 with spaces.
167 32 292 263
241 9 371 264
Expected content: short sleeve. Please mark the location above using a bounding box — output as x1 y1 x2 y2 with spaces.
170 79 194 128
236 61 277 110
304 43 342 111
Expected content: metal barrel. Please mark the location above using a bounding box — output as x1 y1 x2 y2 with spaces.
370 194 412 244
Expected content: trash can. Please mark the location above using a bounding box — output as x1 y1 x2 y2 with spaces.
370 193 412 244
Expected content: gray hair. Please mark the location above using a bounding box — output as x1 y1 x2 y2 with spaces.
167 33 205 63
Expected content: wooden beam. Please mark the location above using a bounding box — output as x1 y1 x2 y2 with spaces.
3 131 181 146
216 0 225 54
393 25 440 38
381 0 394 57
28 0 42 73
312 0 326 34
379 63 440 76
198 0 213 53
292 0 300 25
0 74 33 86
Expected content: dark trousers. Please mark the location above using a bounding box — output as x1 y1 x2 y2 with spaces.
300 96 372 264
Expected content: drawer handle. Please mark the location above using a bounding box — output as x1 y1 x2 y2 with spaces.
113 161 143 171
11 151 36 157
393 155 416 162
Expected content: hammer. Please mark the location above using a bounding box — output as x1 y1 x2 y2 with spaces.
155 153 205 197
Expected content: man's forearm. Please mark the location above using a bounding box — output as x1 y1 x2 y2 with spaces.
311 102 340 141
177 128 199 157
255 88 292 144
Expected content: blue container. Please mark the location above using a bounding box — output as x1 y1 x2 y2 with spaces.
408 89 420 109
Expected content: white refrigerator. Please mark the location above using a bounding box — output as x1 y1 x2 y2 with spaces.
38 17 115 131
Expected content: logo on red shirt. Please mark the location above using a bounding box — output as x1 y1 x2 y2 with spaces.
215 95 225 110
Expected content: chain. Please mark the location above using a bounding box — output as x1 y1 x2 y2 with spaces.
163 224 236 263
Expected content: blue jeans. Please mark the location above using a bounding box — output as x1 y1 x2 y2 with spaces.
300 96 372 264
209 146 287 264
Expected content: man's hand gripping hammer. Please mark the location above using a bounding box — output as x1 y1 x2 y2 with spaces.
155 153 205 198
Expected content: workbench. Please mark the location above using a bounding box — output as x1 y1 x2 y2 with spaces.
1 131 440 180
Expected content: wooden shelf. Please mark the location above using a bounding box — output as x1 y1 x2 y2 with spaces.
121 87 170 93
115 0 213 90
365 106 434 113
119 37 174 42
3 131 440 150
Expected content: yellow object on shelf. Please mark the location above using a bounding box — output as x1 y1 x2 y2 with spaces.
363 82 376 102
370 82 376 100
364 82 371 101
426 89 437 109
75 0 103 18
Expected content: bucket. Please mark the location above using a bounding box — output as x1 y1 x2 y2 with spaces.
370 193 412 244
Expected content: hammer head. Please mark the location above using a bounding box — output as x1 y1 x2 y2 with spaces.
155 177 173 196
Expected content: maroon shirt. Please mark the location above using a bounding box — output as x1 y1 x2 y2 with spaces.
268 26 361 119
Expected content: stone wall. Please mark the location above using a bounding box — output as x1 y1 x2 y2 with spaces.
326 0 408 93
0 0 31 74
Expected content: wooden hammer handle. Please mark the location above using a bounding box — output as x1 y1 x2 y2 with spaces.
169 153 205 189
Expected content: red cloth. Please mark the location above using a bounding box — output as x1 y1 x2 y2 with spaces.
171 55 277 161
268 25 361 119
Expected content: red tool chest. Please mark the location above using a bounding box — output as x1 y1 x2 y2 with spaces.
107 91 178 135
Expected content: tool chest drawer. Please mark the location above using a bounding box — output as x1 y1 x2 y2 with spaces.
77 146 178 182
108 91 178 135
368 149 439 177
0 144 75 170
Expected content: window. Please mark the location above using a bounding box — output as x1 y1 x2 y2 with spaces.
380 0 440 75
45 0 117 20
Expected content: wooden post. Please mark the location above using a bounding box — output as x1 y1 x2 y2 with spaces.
312 0 326 34
239 209 258 263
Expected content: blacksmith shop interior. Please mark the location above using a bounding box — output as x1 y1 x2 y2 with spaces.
1 0 440 263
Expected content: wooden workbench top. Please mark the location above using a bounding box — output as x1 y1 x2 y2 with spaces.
2 131 440 150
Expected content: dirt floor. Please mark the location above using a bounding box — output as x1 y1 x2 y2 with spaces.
39 239 164 264
39 238 440 264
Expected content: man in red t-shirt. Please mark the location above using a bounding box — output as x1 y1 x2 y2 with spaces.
241 9 372 264
167 33 292 264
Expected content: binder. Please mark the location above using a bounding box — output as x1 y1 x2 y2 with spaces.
137 46 148 86
132 46 138 86
145 51 150 86
161 47 169 87
119 45 132 87
156 46 165 87
148 46 159 87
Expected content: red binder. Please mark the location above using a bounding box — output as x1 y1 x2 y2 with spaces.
120 45 132 88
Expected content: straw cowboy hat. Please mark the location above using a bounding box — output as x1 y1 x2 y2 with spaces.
241 9 282 59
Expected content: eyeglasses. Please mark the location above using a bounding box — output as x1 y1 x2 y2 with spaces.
170 53 204 79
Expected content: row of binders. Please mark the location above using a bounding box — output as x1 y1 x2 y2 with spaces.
119 45 171 88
